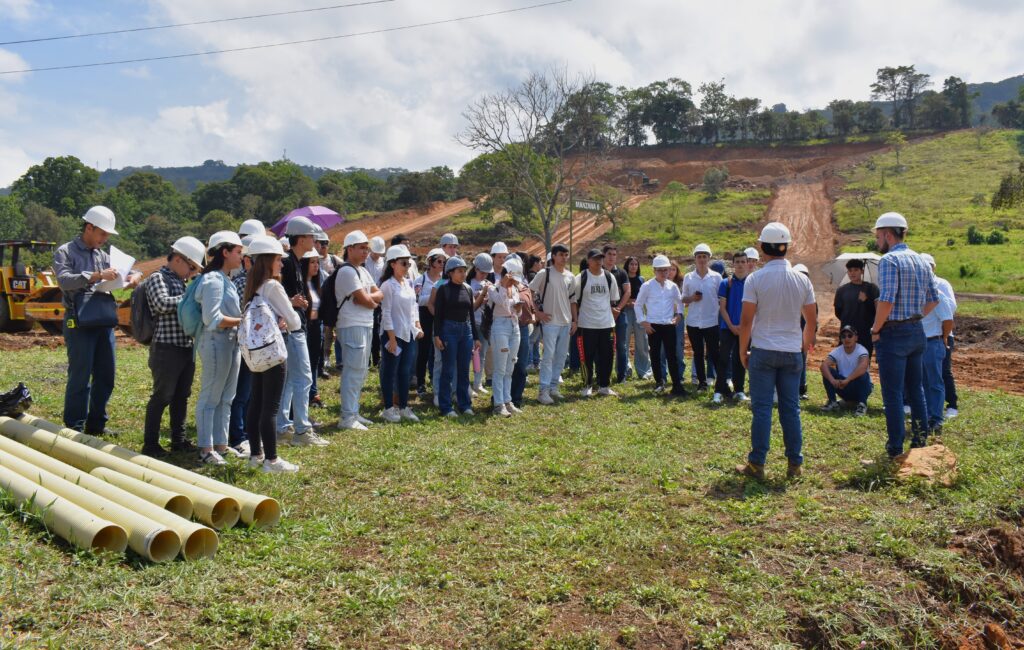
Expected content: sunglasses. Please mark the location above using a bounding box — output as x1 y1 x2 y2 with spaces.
431 258 444 265
841 333 856 339
395 259 410 267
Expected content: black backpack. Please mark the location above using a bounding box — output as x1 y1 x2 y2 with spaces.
576 270 614 307
130 276 155 345
319 263 356 330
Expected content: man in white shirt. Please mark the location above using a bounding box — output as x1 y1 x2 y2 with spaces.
920 253 959 420
337 230 384 430
574 248 620 397
682 243 723 390
820 325 873 416
736 223 817 481
530 243 578 404
919 285 955 434
635 254 686 396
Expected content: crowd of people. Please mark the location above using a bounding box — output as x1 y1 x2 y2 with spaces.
52 205 959 478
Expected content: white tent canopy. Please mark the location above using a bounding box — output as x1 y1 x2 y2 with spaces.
823 253 881 287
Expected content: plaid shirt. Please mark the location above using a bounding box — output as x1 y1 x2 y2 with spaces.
233 270 248 297
877 243 938 321
145 266 192 348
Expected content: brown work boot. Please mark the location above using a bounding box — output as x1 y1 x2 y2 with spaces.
735 461 765 480
786 462 803 480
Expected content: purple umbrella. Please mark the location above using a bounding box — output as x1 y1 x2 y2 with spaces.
270 205 344 236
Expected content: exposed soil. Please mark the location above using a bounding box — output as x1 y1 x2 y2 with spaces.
956 623 1024 650
953 527 1024 577
325 198 474 251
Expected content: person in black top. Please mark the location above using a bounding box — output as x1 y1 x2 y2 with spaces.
433 256 481 417
276 216 317 438
601 243 632 382
833 258 880 360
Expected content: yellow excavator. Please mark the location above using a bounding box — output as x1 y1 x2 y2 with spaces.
0 240 66 333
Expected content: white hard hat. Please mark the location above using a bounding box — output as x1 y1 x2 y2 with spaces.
171 236 205 269
501 257 524 282
207 231 243 252
792 263 810 276
278 236 291 250
343 230 369 248
743 247 761 261
440 233 459 247
246 235 285 257
284 216 318 236
920 253 936 267
490 241 508 255
82 206 118 235
301 249 320 259
385 244 412 263
238 219 266 238
313 226 330 243
473 252 494 273
873 212 908 231
758 222 792 244
370 236 387 255
652 254 671 269
427 247 448 260
692 243 712 256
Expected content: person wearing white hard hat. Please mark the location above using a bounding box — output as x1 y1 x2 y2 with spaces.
337 230 384 430
487 258 526 417
743 247 761 267
227 234 261 458
440 233 459 258
413 248 448 398
238 219 266 239
870 212 939 457
193 231 245 466
274 215 321 446
488 242 509 281
139 236 205 457
365 236 387 368
735 222 816 481
682 243 723 391
714 250 753 404
530 243 577 404
508 254 538 409
635 254 686 396
53 205 142 435
378 245 423 423
918 253 959 420
239 235 301 472
916 253 956 434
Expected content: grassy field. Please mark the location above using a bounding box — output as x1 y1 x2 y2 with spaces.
2 344 1023 648
615 186 772 258
834 129 1024 296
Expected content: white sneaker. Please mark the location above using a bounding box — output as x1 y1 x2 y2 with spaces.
380 407 402 423
945 407 959 419
262 457 299 473
233 440 251 457
470 389 479 398
443 410 458 418
558 376 564 385
734 392 749 402
248 454 265 469
339 417 369 431
538 391 554 405
712 393 724 405
581 386 593 398
462 408 475 416
903 405 911 416
477 385 490 395
549 387 563 399
399 407 420 422
356 414 373 426
597 387 618 397
291 431 329 447
506 403 522 414
653 384 666 394
222 445 246 459
276 426 294 445
494 404 511 417
199 450 226 466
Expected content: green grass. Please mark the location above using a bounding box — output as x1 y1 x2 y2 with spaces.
834 129 1024 295
1 344 1022 648
616 188 772 258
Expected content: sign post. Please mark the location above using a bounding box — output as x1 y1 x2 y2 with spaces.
569 197 603 259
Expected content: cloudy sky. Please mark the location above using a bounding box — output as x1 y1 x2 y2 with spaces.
0 0 1021 186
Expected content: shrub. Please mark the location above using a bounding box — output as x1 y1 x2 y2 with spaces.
702 166 729 200
970 193 987 206
986 230 1008 245
959 263 977 278
966 225 984 245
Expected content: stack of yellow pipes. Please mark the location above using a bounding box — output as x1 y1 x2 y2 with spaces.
0 413 281 562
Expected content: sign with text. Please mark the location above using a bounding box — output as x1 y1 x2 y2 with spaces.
571 198 602 213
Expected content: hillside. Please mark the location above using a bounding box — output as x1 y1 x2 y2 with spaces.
969 73 1024 118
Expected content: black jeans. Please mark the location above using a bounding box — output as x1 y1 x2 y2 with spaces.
247 363 285 461
307 318 323 399
716 329 746 396
943 335 958 409
686 325 720 386
416 306 435 390
144 343 196 447
579 327 614 389
371 306 382 367
648 323 683 391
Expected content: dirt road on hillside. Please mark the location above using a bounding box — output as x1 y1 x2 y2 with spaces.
519 195 650 257
326 199 473 248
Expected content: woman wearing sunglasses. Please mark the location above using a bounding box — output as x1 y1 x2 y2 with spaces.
378 245 424 423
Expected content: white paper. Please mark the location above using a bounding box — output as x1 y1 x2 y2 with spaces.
94 245 136 292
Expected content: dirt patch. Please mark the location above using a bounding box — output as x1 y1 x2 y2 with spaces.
955 622 1024 649
953 527 1024 577
0 330 65 351
956 317 1024 352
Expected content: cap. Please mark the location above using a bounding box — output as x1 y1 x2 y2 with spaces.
587 248 605 260
840 324 858 336
710 260 726 275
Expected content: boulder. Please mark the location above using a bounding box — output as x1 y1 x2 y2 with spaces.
894 444 958 486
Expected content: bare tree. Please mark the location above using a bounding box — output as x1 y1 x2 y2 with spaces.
457 69 607 249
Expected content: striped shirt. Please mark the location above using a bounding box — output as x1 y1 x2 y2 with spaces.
877 243 938 321
144 266 192 348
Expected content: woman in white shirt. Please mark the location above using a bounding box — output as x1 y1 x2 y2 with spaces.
488 258 524 417
242 235 300 473
379 245 423 423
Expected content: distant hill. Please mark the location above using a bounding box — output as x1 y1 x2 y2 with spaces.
969 74 1024 118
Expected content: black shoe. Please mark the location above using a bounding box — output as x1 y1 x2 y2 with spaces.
171 439 198 453
310 395 324 408
697 383 709 391
671 387 688 398
318 370 330 380
141 444 168 457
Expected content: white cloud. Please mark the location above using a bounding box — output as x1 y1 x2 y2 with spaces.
0 0 36 22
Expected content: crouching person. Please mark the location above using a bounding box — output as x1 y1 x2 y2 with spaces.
820 325 873 417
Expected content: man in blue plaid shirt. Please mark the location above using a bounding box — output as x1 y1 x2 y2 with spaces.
141 237 204 457
869 212 939 457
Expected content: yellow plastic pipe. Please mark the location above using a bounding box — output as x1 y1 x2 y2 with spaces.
89 467 193 519
0 450 180 562
0 418 240 530
20 414 280 529
0 464 128 555
0 435 216 561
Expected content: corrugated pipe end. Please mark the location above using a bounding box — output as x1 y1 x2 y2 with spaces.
210 497 241 530
164 495 193 519
247 498 281 529
92 525 129 554
182 528 219 561
147 529 182 563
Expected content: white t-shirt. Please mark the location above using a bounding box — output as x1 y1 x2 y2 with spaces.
682 269 724 328
742 259 816 353
828 343 869 377
529 267 576 326
364 255 385 288
413 272 440 307
574 269 619 330
336 264 376 328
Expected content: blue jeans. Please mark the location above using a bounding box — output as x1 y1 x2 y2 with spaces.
539 323 571 391
822 367 873 404
195 329 240 448
490 318 519 405
228 360 251 447
338 326 372 421
876 321 928 456
511 323 531 405
623 308 652 378
923 337 947 429
614 311 630 381
473 337 490 390
747 348 803 467
438 320 473 414
380 337 417 409
62 322 116 432
276 330 314 433
529 325 542 367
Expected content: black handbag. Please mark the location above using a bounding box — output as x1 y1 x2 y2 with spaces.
72 290 118 328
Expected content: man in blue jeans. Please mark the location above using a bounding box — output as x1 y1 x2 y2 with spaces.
337 230 384 430
736 222 817 481
869 212 939 458
820 325 872 416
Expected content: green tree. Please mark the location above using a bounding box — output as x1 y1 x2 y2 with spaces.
640 78 694 145
886 131 907 167
0 196 27 239
551 81 618 149
828 99 856 137
193 180 238 219
698 80 730 143
751 108 779 141
871 65 930 129
10 156 101 217
615 86 649 147
21 202 66 242
199 209 238 239
702 166 729 200
458 150 537 229
916 91 955 129
942 76 974 128
731 97 761 140
854 101 886 133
